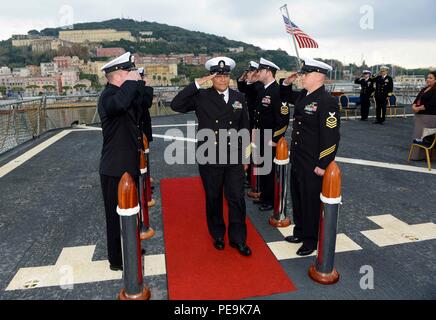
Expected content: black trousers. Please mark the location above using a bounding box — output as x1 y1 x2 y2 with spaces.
100 174 122 266
360 95 371 120
259 145 276 206
198 164 247 244
375 97 388 123
100 174 139 266
290 166 323 249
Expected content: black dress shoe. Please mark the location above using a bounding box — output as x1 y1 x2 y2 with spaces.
110 264 123 271
230 242 252 256
284 235 303 243
296 245 315 256
259 204 273 211
213 238 225 250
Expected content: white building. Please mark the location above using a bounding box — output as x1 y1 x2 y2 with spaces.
12 68 30 78
61 69 80 87
0 66 12 75
227 47 244 53
394 75 426 86
40 62 59 77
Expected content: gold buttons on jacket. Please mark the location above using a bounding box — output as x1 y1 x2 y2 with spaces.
216 120 219 123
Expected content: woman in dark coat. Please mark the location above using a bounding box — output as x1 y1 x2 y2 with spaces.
410 71 436 160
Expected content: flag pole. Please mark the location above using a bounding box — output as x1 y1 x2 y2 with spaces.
280 4 302 70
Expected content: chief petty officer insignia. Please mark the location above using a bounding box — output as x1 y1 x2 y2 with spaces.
281 102 289 115
326 112 338 129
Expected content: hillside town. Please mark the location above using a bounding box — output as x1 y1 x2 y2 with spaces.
0 28 427 99
0 28 250 98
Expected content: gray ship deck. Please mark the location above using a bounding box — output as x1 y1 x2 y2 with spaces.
0 112 435 300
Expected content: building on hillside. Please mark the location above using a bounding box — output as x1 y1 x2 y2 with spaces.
60 69 80 87
27 65 41 77
227 47 244 53
59 29 135 43
40 62 59 77
12 68 30 78
0 66 12 75
96 47 126 58
143 64 178 86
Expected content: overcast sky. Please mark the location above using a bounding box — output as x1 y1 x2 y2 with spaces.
1 0 435 68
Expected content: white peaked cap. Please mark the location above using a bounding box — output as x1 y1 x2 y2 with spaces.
300 57 332 74
205 56 236 74
100 52 135 74
258 57 280 71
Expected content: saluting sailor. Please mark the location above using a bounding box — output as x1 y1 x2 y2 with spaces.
98 52 153 271
373 66 394 124
280 58 340 256
354 70 374 121
170 57 252 256
254 58 290 211
237 61 263 188
237 61 263 130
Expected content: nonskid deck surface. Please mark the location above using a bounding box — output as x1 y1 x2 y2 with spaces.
0 113 435 300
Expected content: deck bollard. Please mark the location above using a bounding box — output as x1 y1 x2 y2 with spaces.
308 161 342 285
269 137 291 227
117 172 151 300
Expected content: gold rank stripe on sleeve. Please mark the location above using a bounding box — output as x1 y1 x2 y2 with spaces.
273 125 288 138
326 112 338 129
319 144 336 159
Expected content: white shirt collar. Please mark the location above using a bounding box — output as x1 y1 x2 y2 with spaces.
264 80 276 89
217 88 229 103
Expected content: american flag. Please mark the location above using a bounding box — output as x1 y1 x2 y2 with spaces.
282 15 319 48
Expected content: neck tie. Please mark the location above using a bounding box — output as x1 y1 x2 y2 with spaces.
220 93 226 103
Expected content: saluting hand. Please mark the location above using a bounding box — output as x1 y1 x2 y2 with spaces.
239 71 248 81
197 73 217 86
126 71 141 81
283 72 298 85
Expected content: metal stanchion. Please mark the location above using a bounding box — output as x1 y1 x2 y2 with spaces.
308 161 342 285
117 172 151 300
139 151 155 240
143 134 155 208
269 137 291 227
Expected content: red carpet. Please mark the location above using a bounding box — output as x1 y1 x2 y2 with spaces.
160 176 296 300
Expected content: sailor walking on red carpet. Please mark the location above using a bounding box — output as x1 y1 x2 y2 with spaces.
171 57 252 256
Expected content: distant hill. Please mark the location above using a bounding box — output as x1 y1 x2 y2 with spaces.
0 18 299 75
1 18 428 78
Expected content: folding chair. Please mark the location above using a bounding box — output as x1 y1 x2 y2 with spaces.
408 131 436 171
